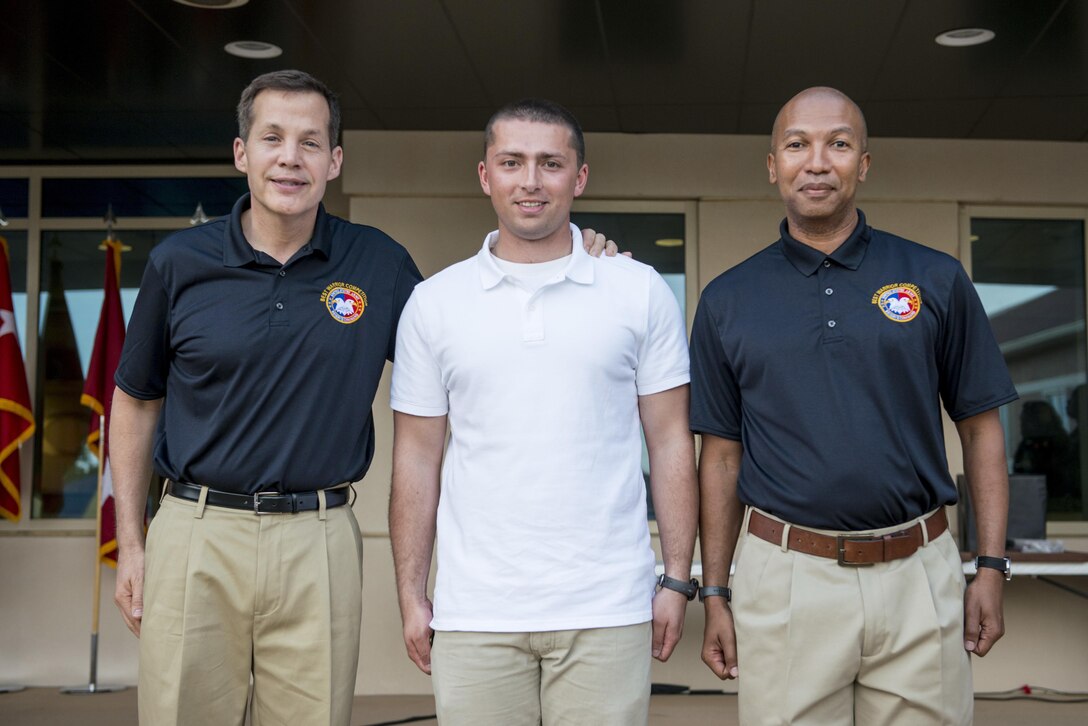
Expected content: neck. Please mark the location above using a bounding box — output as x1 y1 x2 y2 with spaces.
241 207 318 265
492 224 573 264
785 206 859 256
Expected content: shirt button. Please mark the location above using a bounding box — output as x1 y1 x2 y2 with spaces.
828 320 836 328
275 302 284 310
823 260 831 268
279 270 287 277
825 287 833 295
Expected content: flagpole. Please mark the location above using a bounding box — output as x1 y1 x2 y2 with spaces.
62 416 124 695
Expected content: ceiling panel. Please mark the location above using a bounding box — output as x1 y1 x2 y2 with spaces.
970 97 1088 141
871 0 1067 101
742 0 908 105
0 0 1084 162
442 0 614 108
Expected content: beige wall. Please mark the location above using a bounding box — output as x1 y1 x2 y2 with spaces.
3 131 1088 695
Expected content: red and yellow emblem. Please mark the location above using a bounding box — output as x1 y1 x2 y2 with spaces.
872 283 922 323
321 282 367 324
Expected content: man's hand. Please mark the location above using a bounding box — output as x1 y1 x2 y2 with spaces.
702 599 739 679
963 569 1005 656
581 228 630 258
401 597 436 675
650 587 687 662
114 547 145 637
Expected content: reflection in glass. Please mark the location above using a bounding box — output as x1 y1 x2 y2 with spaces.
34 230 159 519
972 218 1087 520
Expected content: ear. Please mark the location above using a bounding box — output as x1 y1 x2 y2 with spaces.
573 164 589 198
327 145 344 181
478 160 491 196
233 137 247 174
857 152 871 183
767 153 777 184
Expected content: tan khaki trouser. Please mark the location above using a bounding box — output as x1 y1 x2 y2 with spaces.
732 507 973 726
138 493 363 726
431 622 652 726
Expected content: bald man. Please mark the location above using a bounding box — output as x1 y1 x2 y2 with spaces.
690 87 1017 725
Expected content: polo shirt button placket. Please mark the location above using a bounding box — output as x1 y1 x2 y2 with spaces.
523 294 545 342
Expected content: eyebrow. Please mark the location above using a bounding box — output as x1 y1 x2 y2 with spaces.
492 149 569 159
781 125 858 139
258 122 325 138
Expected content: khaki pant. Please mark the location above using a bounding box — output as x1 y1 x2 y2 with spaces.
732 508 972 726
138 493 363 726
431 622 652 726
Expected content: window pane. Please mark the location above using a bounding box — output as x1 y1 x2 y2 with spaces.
33 229 163 519
572 211 687 520
0 179 30 218
971 217 1087 521
42 177 247 218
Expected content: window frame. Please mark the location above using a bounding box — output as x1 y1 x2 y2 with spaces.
960 203 1088 538
1 165 239 533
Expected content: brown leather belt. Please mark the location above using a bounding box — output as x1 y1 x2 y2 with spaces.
747 508 948 566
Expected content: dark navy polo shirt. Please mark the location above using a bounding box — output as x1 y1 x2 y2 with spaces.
690 210 1018 529
115 194 423 494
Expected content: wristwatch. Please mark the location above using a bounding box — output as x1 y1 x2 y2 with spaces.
657 574 699 601
975 555 1012 581
698 585 731 603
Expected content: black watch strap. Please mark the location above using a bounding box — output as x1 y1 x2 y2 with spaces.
975 555 1012 581
657 574 699 601
698 585 731 603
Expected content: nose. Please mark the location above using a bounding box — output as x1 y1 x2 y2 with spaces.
278 141 301 167
520 162 542 191
806 143 832 173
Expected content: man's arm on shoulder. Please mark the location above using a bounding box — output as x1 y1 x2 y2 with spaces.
109 387 162 637
389 411 447 675
698 434 743 679
639 384 698 662
956 408 1010 657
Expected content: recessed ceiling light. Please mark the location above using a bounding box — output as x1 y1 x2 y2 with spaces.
173 0 250 8
935 28 995 47
655 238 684 248
225 41 283 59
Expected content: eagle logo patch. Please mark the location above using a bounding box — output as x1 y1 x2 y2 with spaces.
873 283 922 323
321 282 367 324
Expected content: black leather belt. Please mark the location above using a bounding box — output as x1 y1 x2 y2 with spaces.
166 480 349 514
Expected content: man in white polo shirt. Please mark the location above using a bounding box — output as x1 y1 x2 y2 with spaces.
389 99 699 726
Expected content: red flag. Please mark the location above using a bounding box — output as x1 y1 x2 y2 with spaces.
0 237 35 522
80 239 126 566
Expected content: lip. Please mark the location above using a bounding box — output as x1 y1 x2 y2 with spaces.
799 183 834 197
515 200 547 214
271 177 308 190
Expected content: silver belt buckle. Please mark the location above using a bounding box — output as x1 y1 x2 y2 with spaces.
836 534 877 566
253 491 273 515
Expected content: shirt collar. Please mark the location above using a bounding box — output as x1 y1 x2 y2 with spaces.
477 223 595 289
779 209 871 276
222 193 332 268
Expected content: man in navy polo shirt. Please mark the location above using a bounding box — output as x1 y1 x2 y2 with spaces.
108 69 618 726
692 87 1017 725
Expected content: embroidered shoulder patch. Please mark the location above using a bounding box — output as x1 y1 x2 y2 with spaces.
872 283 922 323
321 282 367 324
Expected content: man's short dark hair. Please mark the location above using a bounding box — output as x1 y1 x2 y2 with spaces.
484 99 585 166
237 69 341 146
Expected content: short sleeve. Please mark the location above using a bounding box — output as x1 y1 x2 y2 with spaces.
390 290 449 417
688 290 742 439
114 259 170 400
937 265 1019 420
634 271 690 396
387 251 425 362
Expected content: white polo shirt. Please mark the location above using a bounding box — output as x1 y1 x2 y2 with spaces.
391 225 689 632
